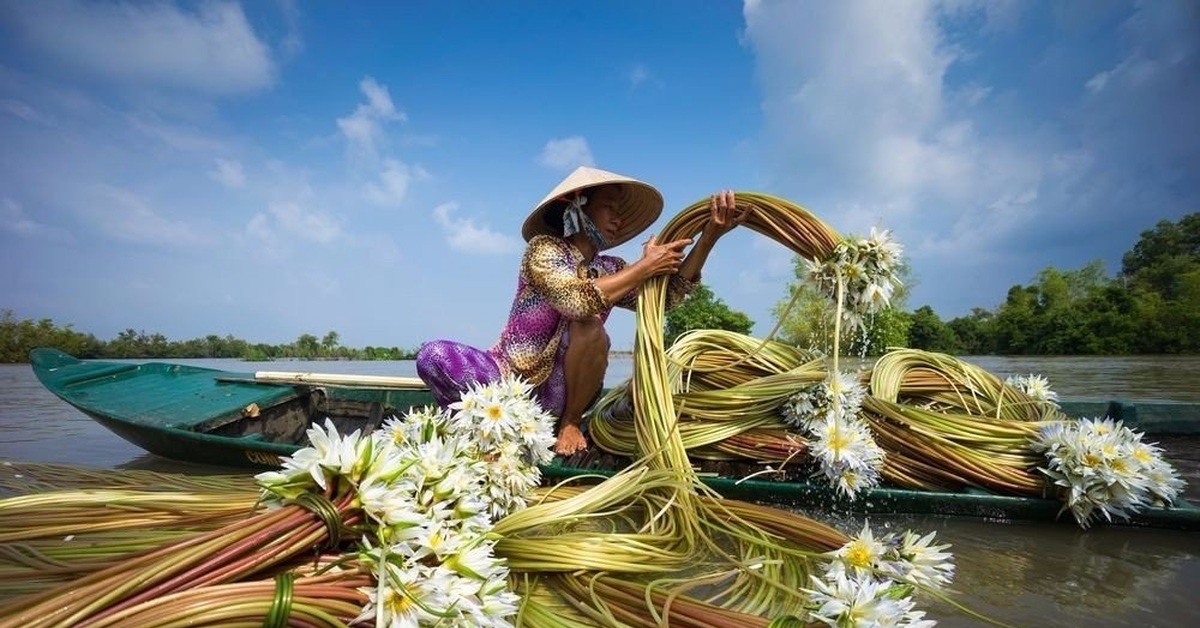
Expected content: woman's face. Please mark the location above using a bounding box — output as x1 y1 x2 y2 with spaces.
585 185 622 244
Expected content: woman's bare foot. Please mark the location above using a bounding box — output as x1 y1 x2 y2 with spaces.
554 423 589 456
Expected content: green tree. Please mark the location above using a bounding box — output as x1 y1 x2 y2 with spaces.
664 283 754 347
990 261 1120 355
1120 213 1200 352
773 254 912 356
771 280 835 352
294 333 320 358
1121 213 1200 299
321 331 341 356
0 311 424 363
907 305 957 351
946 308 996 355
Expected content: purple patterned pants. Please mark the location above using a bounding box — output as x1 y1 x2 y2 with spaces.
416 339 568 417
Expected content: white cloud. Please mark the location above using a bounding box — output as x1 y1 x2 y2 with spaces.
88 185 204 246
365 159 420 207
244 212 281 256
746 0 972 204
741 0 1066 315
432 202 521 254
337 77 406 158
276 0 304 57
538 136 594 170
0 99 55 126
127 113 229 153
3 0 275 94
1 197 72 242
209 158 246 189
267 200 341 244
1085 68 1113 94
628 63 660 90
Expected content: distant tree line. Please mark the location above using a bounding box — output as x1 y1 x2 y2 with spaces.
0 313 418 363
906 212 1199 355
773 212 1199 356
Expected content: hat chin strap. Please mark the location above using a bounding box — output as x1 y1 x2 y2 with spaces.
562 194 611 250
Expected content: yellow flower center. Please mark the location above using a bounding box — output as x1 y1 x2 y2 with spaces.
825 426 850 455
384 586 414 617
845 541 873 569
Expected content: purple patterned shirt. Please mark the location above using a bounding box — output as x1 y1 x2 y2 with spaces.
487 235 694 385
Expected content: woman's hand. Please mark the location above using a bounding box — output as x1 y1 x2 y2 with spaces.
594 234 692 305
638 234 692 277
702 189 747 240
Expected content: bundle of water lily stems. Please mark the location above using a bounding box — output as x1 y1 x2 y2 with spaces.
592 330 1186 525
0 193 988 627
589 193 1186 528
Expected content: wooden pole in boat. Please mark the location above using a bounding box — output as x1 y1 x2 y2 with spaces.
253 371 428 390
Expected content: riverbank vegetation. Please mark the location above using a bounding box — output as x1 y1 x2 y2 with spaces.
774 212 1199 356
0 314 416 363
909 212 1199 355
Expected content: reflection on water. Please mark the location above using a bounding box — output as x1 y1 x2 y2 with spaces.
911 517 1200 627
961 355 1200 404
3 355 1200 627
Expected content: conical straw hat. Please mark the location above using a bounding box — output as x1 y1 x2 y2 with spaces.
521 166 663 249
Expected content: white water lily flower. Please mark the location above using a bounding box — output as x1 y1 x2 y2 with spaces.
263 418 365 491
807 524 951 627
281 419 339 490
883 530 955 589
803 401 885 499
807 227 905 331
472 586 521 627
861 281 894 311
475 397 518 445
293 379 551 627
1033 417 1186 527
443 537 506 582
359 479 423 528
1005 373 1060 405
834 523 888 576
804 570 932 628
413 436 464 484
867 227 903 268
783 371 867 427
497 376 533 400
355 561 443 628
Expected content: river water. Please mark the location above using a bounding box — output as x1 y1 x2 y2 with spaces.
2 355 1199 627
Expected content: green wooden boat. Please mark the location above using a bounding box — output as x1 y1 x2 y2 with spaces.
27 347 1200 530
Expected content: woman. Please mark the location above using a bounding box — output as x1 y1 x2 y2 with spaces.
417 166 745 456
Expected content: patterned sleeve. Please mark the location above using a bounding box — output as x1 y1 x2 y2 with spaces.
523 236 610 319
608 259 697 311
664 274 698 310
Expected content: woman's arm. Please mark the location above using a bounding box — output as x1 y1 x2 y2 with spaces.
598 190 746 309
593 234 692 305
678 189 745 282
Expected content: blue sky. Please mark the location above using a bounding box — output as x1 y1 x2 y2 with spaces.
1 1 1197 351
